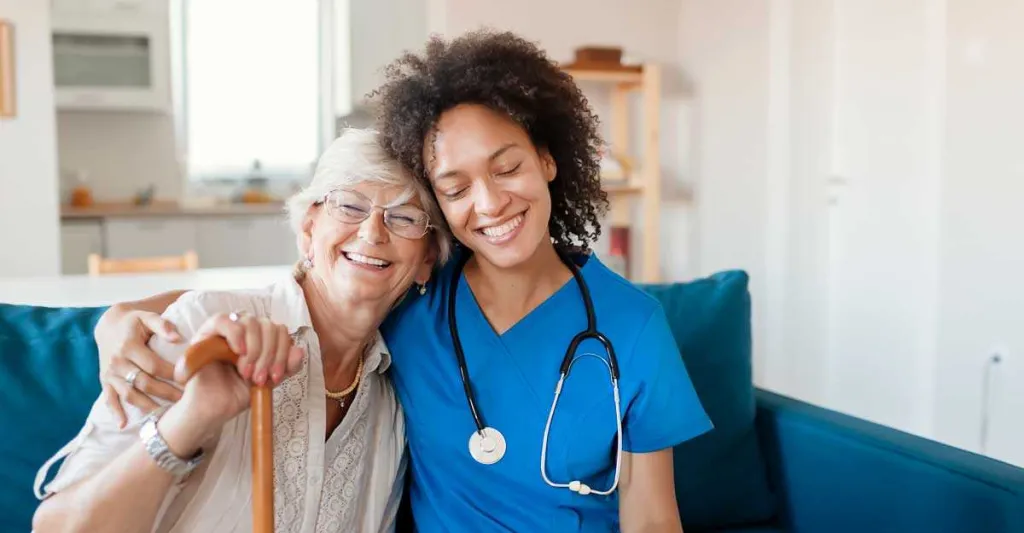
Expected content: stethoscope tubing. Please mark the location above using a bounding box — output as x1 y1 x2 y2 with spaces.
540 355 623 496
448 247 623 495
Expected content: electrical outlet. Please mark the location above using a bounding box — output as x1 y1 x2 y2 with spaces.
979 345 1008 453
989 345 1009 365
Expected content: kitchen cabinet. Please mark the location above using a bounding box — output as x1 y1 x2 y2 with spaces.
52 0 163 17
60 220 104 275
196 216 296 268
60 213 296 274
103 217 197 260
51 0 170 112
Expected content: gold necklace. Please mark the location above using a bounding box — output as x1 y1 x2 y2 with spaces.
325 356 364 408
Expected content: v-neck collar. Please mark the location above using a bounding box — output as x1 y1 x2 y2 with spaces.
455 251 591 340
448 250 597 420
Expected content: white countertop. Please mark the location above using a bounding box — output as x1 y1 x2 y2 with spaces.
0 266 294 308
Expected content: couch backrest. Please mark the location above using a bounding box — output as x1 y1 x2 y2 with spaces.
640 270 778 529
4 269 780 531
0 303 107 533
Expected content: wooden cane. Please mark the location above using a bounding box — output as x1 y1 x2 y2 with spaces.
176 336 274 533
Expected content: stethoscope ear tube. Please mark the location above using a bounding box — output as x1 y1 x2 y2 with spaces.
556 247 620 380
448 251 487 434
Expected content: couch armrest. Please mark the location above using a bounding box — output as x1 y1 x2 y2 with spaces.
754 388 1024 533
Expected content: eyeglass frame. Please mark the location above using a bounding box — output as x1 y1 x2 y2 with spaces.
316 187 436 240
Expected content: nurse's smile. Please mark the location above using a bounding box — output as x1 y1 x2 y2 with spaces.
476 211 526 245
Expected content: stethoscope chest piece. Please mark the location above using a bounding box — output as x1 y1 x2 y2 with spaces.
468 427 506 465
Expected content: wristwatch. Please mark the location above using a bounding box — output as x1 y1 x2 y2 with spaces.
139 407 205 477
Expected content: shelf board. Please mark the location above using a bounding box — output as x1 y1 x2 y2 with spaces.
562 68 643 85
603 182 643 195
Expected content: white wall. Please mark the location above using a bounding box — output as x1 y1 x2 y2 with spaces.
0 0 61 277
349 0 427 107
762 0 835 403
676 0 774 383
934 0 1024 466
56 111 183 201
443 0 681 68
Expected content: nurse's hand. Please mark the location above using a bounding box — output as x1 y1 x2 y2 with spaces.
98 306 185 428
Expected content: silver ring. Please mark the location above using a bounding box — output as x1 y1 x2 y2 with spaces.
125 369 140 388
228 311 243 322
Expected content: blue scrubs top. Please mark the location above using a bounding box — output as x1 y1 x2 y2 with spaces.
380 251 712 532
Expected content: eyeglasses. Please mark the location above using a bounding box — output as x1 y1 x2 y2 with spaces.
320 188 433 240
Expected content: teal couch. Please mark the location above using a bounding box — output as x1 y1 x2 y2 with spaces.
4 270 1023 533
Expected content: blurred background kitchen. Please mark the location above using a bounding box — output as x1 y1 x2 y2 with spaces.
22 0 426 274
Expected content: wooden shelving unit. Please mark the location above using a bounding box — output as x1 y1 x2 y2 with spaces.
562 64 662 282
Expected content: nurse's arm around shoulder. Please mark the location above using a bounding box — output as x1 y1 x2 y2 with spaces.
618 304 715 532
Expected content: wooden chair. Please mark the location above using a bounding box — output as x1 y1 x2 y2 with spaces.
87 250 199 276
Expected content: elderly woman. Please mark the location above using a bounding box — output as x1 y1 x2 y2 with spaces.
31 128 448 533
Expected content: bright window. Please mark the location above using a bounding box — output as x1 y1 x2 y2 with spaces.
173 0 331 181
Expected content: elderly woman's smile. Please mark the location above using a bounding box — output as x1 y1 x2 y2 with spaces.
341 252 391 269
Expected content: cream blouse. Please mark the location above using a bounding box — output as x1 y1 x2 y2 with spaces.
34 276 407 533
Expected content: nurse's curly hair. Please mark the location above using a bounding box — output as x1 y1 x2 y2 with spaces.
371 29 609 250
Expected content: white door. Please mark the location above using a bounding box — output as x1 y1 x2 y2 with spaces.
820 0 943 436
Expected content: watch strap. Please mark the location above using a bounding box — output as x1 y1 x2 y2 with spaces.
139 407 205 477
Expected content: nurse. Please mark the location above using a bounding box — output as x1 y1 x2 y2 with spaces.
90 29 712 532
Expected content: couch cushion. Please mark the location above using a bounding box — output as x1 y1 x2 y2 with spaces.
0 303 107 533
641 271 777 530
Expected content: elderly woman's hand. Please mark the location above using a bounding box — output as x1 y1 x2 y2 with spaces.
158 314 305 454
190 312 306 389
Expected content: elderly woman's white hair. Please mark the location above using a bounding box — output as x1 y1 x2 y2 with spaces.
285 128 451 265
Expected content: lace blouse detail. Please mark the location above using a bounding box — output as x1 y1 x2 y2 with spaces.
272 358 312 532
318 371 373 532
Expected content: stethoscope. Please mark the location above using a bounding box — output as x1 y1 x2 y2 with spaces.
448 248 623 496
